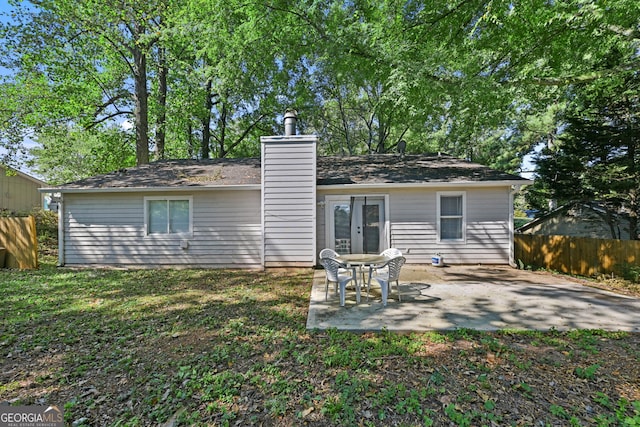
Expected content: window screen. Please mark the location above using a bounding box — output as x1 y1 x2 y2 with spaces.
440 194 464 240
147 198 191 235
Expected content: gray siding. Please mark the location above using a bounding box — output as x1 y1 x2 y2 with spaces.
317 186 511 264
62 190 262 268
391 187 510 264
261 136 317 267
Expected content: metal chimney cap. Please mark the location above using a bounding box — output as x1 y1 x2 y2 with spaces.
284 109 297 136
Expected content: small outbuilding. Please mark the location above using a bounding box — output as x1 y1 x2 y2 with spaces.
517 201 635 240
1 165 47 213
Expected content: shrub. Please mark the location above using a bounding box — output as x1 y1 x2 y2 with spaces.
31 208 58 256
620 263 640 283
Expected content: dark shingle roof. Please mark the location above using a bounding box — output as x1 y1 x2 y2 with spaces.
48 154 528 191
53 158 262 189
317 154 527 185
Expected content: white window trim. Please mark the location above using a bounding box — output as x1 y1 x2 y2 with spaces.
436 191 466 243
144 196 194 237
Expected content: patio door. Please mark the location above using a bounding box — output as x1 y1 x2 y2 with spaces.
327 196 386 254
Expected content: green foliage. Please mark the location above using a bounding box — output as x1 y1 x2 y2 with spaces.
28 125 136 184
513 381 534 398
529 68 640 239
1 0 638 178
575 364 600 380
30 208 58 251
620 263 640 283
550 404 568 419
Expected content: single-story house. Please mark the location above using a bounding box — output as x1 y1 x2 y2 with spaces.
40 130 531 269
1 165 47 213
517 201 636 240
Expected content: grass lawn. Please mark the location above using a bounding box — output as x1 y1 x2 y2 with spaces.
1 257 639 426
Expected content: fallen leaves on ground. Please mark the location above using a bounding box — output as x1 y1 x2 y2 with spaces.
1 263 639 426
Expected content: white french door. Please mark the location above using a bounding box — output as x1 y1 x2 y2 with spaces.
326 196 387 254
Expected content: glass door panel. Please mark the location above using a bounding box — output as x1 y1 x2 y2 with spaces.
362 204 381 253
333 203 351 254
327 196 385 255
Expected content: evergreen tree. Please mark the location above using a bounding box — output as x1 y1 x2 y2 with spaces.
531 73 639 239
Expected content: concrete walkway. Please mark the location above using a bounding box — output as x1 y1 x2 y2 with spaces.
306 265 640 332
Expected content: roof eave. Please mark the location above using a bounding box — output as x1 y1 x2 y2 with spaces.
318 180 532 190
40 179 532 193
39 184 262 194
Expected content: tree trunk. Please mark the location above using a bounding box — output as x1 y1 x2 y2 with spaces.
187 121 195 158
629 212 638 240
133 44 150 165
200 79 212 159
375 115 390 153
629 135 639 240
217 101 228 158
155 46 167 159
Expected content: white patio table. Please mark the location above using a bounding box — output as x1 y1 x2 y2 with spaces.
336 254 389 303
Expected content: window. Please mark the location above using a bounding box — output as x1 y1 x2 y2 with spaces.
437 192 465 241
145 197 192 235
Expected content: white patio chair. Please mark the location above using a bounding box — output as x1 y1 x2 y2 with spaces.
319 248 341 259
380 248 402 258
373 248 403 280
367 255 406 306
319 247 351 276
320 257 358 306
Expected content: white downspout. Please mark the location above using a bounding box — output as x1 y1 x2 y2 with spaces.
509 185 521 268
58 194 65 266
260 145 265 270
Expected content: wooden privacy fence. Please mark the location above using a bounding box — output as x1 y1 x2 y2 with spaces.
0 216 38 269
515 233 639 277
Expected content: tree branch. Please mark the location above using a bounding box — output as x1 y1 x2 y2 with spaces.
223 113 268 157
86 110 133 129
517 60 640 86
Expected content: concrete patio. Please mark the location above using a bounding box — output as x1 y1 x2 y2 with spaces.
306 264 640 332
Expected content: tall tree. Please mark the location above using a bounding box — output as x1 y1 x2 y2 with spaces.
531 72 640 239
2 0 639 180
0 0 170 165
155 0 307 159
